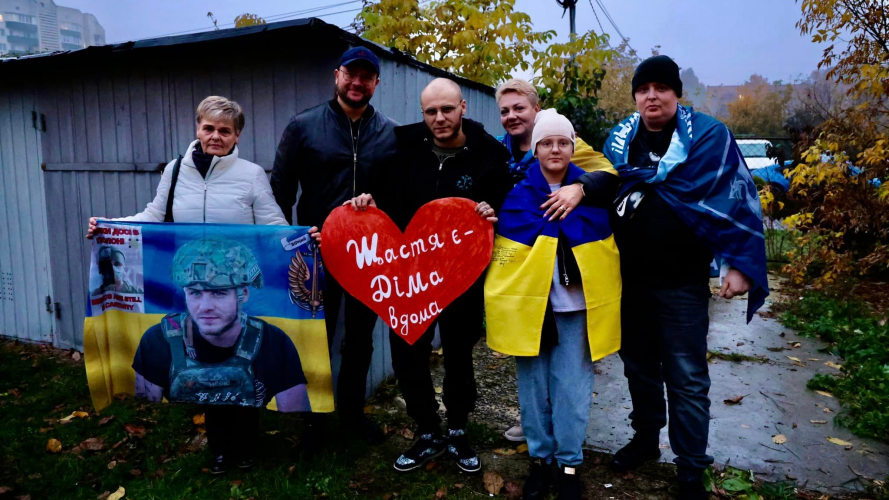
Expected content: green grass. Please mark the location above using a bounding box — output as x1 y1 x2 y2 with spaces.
781 292 889 442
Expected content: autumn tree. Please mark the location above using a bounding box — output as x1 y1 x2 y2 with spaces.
596 41 640 126
358 0 615 141
358 0 555 87
723 75 793 136
781 0 889 286
234 13 266 28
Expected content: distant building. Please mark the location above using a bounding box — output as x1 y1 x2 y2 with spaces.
0 0 104 56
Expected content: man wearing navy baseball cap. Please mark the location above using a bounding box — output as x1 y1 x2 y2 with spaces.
271 45 398 455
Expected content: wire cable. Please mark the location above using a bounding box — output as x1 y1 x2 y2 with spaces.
111 0 362 43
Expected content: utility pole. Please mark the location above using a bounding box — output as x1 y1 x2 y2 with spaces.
556 0 578 38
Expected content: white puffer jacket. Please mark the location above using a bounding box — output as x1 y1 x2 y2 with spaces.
118 140 287 225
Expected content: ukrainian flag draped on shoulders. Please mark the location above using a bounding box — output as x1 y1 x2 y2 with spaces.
605 105 768 322
485 163 621 361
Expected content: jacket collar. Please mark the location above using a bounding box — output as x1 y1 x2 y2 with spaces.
328 98 376 121
181 140 239 172
395 118 489 151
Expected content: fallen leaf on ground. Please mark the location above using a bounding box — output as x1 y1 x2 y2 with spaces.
786 356 801 362
792 422 798 429
71 351 82 361
434 386 443 394
80 437 105 451
504 481 522 500
424 461 438 471
483 471 504 496
98 416 115 426
97 491 110 500
266 430 280 435
38 427 53 433
363 405 376 414
398 427 414 440
107 487 125 500
807 358 820 361
491 352 511 359
124 424 147 438
8 389 21 398
827 437 852 447
453 484 463 489
622 472 636 480
435 487 447 499
192 414 205 425
789 342 802 348
59 411 89 422
741 424 750 429
824 407 833 413
493 448 517 456
108 461 117 470
825 361 843 370
723 395 746 405
517 443 529 453
815 390 834 398
27 474 40 480
129 469 141 477
810 420 827 424
46 438 62 453
772 434 787 444
0 487 11 494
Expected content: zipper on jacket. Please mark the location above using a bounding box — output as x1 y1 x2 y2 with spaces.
351 118 363 197
558 237 570 286
203 158 219 223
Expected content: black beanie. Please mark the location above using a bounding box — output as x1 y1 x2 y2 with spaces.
631 55 682 100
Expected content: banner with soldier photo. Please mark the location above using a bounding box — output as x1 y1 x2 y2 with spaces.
83 221 332 413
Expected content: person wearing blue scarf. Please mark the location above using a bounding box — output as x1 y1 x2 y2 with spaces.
571 55 769 500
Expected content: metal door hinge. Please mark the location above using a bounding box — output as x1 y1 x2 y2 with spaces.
45 295 53 313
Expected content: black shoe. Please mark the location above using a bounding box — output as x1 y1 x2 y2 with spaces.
393 433 447 472
556 464 582 500
447 428 481 473
236 456 256 470
208 454 228 475
611 434 661 472
678 478 709 500
343 414 385 445
522 458 552 500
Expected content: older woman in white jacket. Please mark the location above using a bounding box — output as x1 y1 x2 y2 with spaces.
86 95 288 229
84 96 302 476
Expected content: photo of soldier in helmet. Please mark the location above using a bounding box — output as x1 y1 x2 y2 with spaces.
91 246 143 296
132 238 310 472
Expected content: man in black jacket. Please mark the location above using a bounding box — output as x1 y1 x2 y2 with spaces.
270 47 397 446
348 78 512 473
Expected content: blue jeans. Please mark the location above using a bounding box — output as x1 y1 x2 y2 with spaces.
620 283 714 478
515 310 594 467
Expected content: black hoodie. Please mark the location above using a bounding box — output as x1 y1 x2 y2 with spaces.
372 118 513 230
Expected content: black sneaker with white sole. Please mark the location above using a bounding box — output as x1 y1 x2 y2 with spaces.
393 433 447 472
208 454 228 475
447 428 481 473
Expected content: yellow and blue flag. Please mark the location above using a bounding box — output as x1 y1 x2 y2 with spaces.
84 221 333 412
485 163 621 360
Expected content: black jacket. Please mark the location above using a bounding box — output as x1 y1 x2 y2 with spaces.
373 118 512 230
270 99 398 227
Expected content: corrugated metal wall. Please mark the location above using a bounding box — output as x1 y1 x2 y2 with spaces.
22 28 500 392
0 86 55 344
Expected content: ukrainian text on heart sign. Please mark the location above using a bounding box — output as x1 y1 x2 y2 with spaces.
322 198 494 345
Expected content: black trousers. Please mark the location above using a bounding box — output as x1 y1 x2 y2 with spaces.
619 282 714 478
205 405 261 458
389 281 483 434
324 273 381 417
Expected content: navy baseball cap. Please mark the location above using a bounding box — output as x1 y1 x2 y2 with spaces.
339 47 380 74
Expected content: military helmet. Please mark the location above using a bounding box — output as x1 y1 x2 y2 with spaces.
171 239 263 290
98 246 125 264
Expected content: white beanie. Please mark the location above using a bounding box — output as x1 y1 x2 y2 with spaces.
531 108 575 155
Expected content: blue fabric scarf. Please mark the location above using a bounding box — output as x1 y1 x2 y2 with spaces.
497 133 538 181
604 105 768 322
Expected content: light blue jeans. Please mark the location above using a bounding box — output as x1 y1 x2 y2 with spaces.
515 310 594 467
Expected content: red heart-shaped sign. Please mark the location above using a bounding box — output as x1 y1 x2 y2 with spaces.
322 198 494 345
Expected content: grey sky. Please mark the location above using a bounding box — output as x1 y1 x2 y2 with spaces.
61 0 825 86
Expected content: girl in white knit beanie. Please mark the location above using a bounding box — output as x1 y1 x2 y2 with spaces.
485 108 621 500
